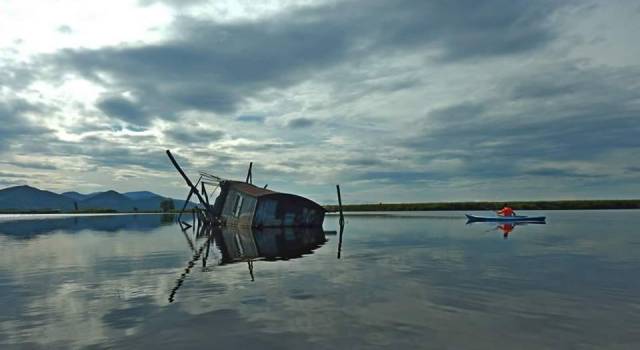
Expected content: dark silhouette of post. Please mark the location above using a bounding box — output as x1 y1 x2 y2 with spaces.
336 185 344 228
336 185 345 259
166 150 215 218
246 162 253 184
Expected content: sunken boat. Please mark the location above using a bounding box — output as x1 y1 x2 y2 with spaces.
166 150 326 229
212 180 325 228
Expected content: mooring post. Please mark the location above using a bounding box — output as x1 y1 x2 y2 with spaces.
336 184 344 228
337 221 344 259
336 184 345 259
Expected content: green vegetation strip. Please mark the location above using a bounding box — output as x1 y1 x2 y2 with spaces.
324 200 640 212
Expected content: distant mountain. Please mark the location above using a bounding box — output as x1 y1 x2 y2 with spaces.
0 185 195 213
0 185 75 211
123 191 162 200
61 191 94 202
78 190 136 212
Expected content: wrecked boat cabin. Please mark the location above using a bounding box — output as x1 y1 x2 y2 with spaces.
166 150 326 229
212 181 326 228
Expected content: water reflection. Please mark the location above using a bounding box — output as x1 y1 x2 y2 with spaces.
0 214 175 238
2 211 638 349
466 220 547 239
168 222 327 302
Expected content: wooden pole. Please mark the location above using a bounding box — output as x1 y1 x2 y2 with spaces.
166 150 216 218
177 175 201 222
337 221 344 259
245 162 253 184
201 182 210 207
336 184 345 259
336 185 344 228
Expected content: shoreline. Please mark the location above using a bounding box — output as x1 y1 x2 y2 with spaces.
2 199 639 215
324 199 640 212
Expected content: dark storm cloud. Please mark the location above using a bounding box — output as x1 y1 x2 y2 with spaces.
0 59 36 90
18 132 187 172
164 127 225 144
348 157 385 167
1 161 58 170
89 146 183 171
236 115 265 123
361 171 433 183
0 99 52 153
138 0 206 7
287 117 315 129
96 96 147 124
404 63 640 179
524 167 604 179
227 140 297 152
0 171 24 178
350 0 559 61
46 0 564 125
427 103 486 124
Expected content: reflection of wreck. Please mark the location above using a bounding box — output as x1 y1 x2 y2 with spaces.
169 222 327 302
166 150 326 229
218 226 327 262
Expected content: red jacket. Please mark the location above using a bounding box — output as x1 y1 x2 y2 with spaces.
498 207 515 216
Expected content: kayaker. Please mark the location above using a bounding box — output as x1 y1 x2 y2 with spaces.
497 203 516 217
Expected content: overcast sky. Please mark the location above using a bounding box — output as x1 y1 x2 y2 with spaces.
1 0 639 203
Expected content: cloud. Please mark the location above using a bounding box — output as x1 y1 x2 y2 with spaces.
1 160 58 171
19 133 187 173
57 25 72 34
236 115 265 123
45 0 564 126
524 167 604 179
400 62 640 187
0 59 35 90
287 117 315 129
0 99 52 153
0 171 25 178
164 127 225 145
1 1 638 200
138 0 206 7
96 95 147 125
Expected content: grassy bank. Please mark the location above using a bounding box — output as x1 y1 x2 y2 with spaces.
324 200 640 212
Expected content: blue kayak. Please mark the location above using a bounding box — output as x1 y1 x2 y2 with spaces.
465 214 546 222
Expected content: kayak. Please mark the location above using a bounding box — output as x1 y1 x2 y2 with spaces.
465 214 546 222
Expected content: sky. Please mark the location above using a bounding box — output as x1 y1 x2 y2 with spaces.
1 0 639 204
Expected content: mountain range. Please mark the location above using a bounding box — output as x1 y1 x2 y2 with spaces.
0 185 195 212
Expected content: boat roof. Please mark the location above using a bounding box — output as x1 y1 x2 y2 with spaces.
225 180 277 197
224 180 326 212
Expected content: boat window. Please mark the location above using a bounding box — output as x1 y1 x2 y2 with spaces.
232 194 243 217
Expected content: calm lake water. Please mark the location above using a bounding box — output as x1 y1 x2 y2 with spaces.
1 210 639 349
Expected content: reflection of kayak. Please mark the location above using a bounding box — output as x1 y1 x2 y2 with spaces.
465 214 546 222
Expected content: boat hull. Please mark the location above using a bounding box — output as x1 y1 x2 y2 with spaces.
465 214 546 222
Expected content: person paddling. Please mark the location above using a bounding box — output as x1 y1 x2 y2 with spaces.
497 203 516 217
